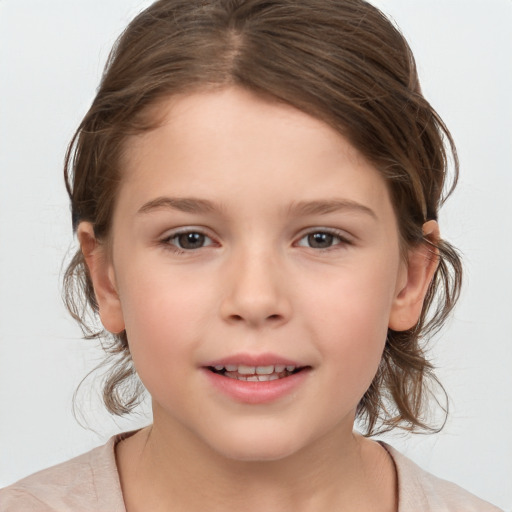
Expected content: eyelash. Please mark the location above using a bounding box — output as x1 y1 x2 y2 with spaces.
159 228 352 254
160 229 216 254
295 229 351 251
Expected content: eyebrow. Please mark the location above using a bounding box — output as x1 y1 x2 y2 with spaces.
137 197 219 215
137 196 376 219
287 199 377 219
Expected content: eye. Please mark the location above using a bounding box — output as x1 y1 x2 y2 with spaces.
163 230 214 250
296 230 348 249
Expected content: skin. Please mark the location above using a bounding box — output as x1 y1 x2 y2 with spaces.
79 86 439 512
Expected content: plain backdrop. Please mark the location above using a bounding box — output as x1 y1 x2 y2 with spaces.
0 1 511 509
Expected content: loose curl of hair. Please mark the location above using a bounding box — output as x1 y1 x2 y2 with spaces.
64 0 462 435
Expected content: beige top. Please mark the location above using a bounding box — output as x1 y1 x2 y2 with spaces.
0 432 503 512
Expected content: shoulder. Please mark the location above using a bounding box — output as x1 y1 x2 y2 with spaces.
0 433 129 512
381 443 503 512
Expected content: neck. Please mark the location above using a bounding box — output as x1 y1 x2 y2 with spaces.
116 414 396 512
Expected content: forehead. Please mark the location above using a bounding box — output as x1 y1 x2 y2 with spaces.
122 88 363 168
117 86 394 222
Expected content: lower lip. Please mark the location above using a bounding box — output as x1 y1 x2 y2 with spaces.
202 368 310 404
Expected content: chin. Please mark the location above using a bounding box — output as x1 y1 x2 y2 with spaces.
202 425 307 463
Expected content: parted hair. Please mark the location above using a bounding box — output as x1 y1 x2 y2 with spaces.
64 0 462 435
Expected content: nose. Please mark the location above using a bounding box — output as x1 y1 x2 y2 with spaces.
219 246 292 328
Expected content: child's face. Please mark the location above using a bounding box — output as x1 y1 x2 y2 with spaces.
85 86 425 461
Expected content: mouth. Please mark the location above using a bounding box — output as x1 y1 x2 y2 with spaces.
203 358 311 403
207 364 307 382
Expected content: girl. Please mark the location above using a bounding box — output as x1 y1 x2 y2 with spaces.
0 1 506 510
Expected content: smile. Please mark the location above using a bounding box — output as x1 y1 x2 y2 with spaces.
202 355 311 403
208 364 302 381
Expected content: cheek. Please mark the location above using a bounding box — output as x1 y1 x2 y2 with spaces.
115 267 212 382
320 305 387 396
301 259 398 389
304 259 398 338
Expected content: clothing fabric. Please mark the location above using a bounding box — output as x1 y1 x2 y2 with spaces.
0 432 503 511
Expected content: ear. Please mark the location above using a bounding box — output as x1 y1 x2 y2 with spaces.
388 220 439 331
77 222 125 334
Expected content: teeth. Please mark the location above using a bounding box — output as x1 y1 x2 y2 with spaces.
256 365 274 375
258 374 280 381
238 364 256 375
224 371 293 382
211 363 299 377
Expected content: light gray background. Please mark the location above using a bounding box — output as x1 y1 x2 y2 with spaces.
0 1 511 509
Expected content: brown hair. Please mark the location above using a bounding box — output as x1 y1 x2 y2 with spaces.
64 0 462 435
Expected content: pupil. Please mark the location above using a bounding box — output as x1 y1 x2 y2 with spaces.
308 232 333 248
178 232 204 249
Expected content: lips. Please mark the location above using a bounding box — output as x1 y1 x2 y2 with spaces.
202 356 310 403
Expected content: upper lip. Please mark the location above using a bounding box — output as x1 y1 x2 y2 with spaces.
202 353 304 368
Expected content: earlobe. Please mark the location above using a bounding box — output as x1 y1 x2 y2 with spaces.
77 222 125 334
388 220 439 331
